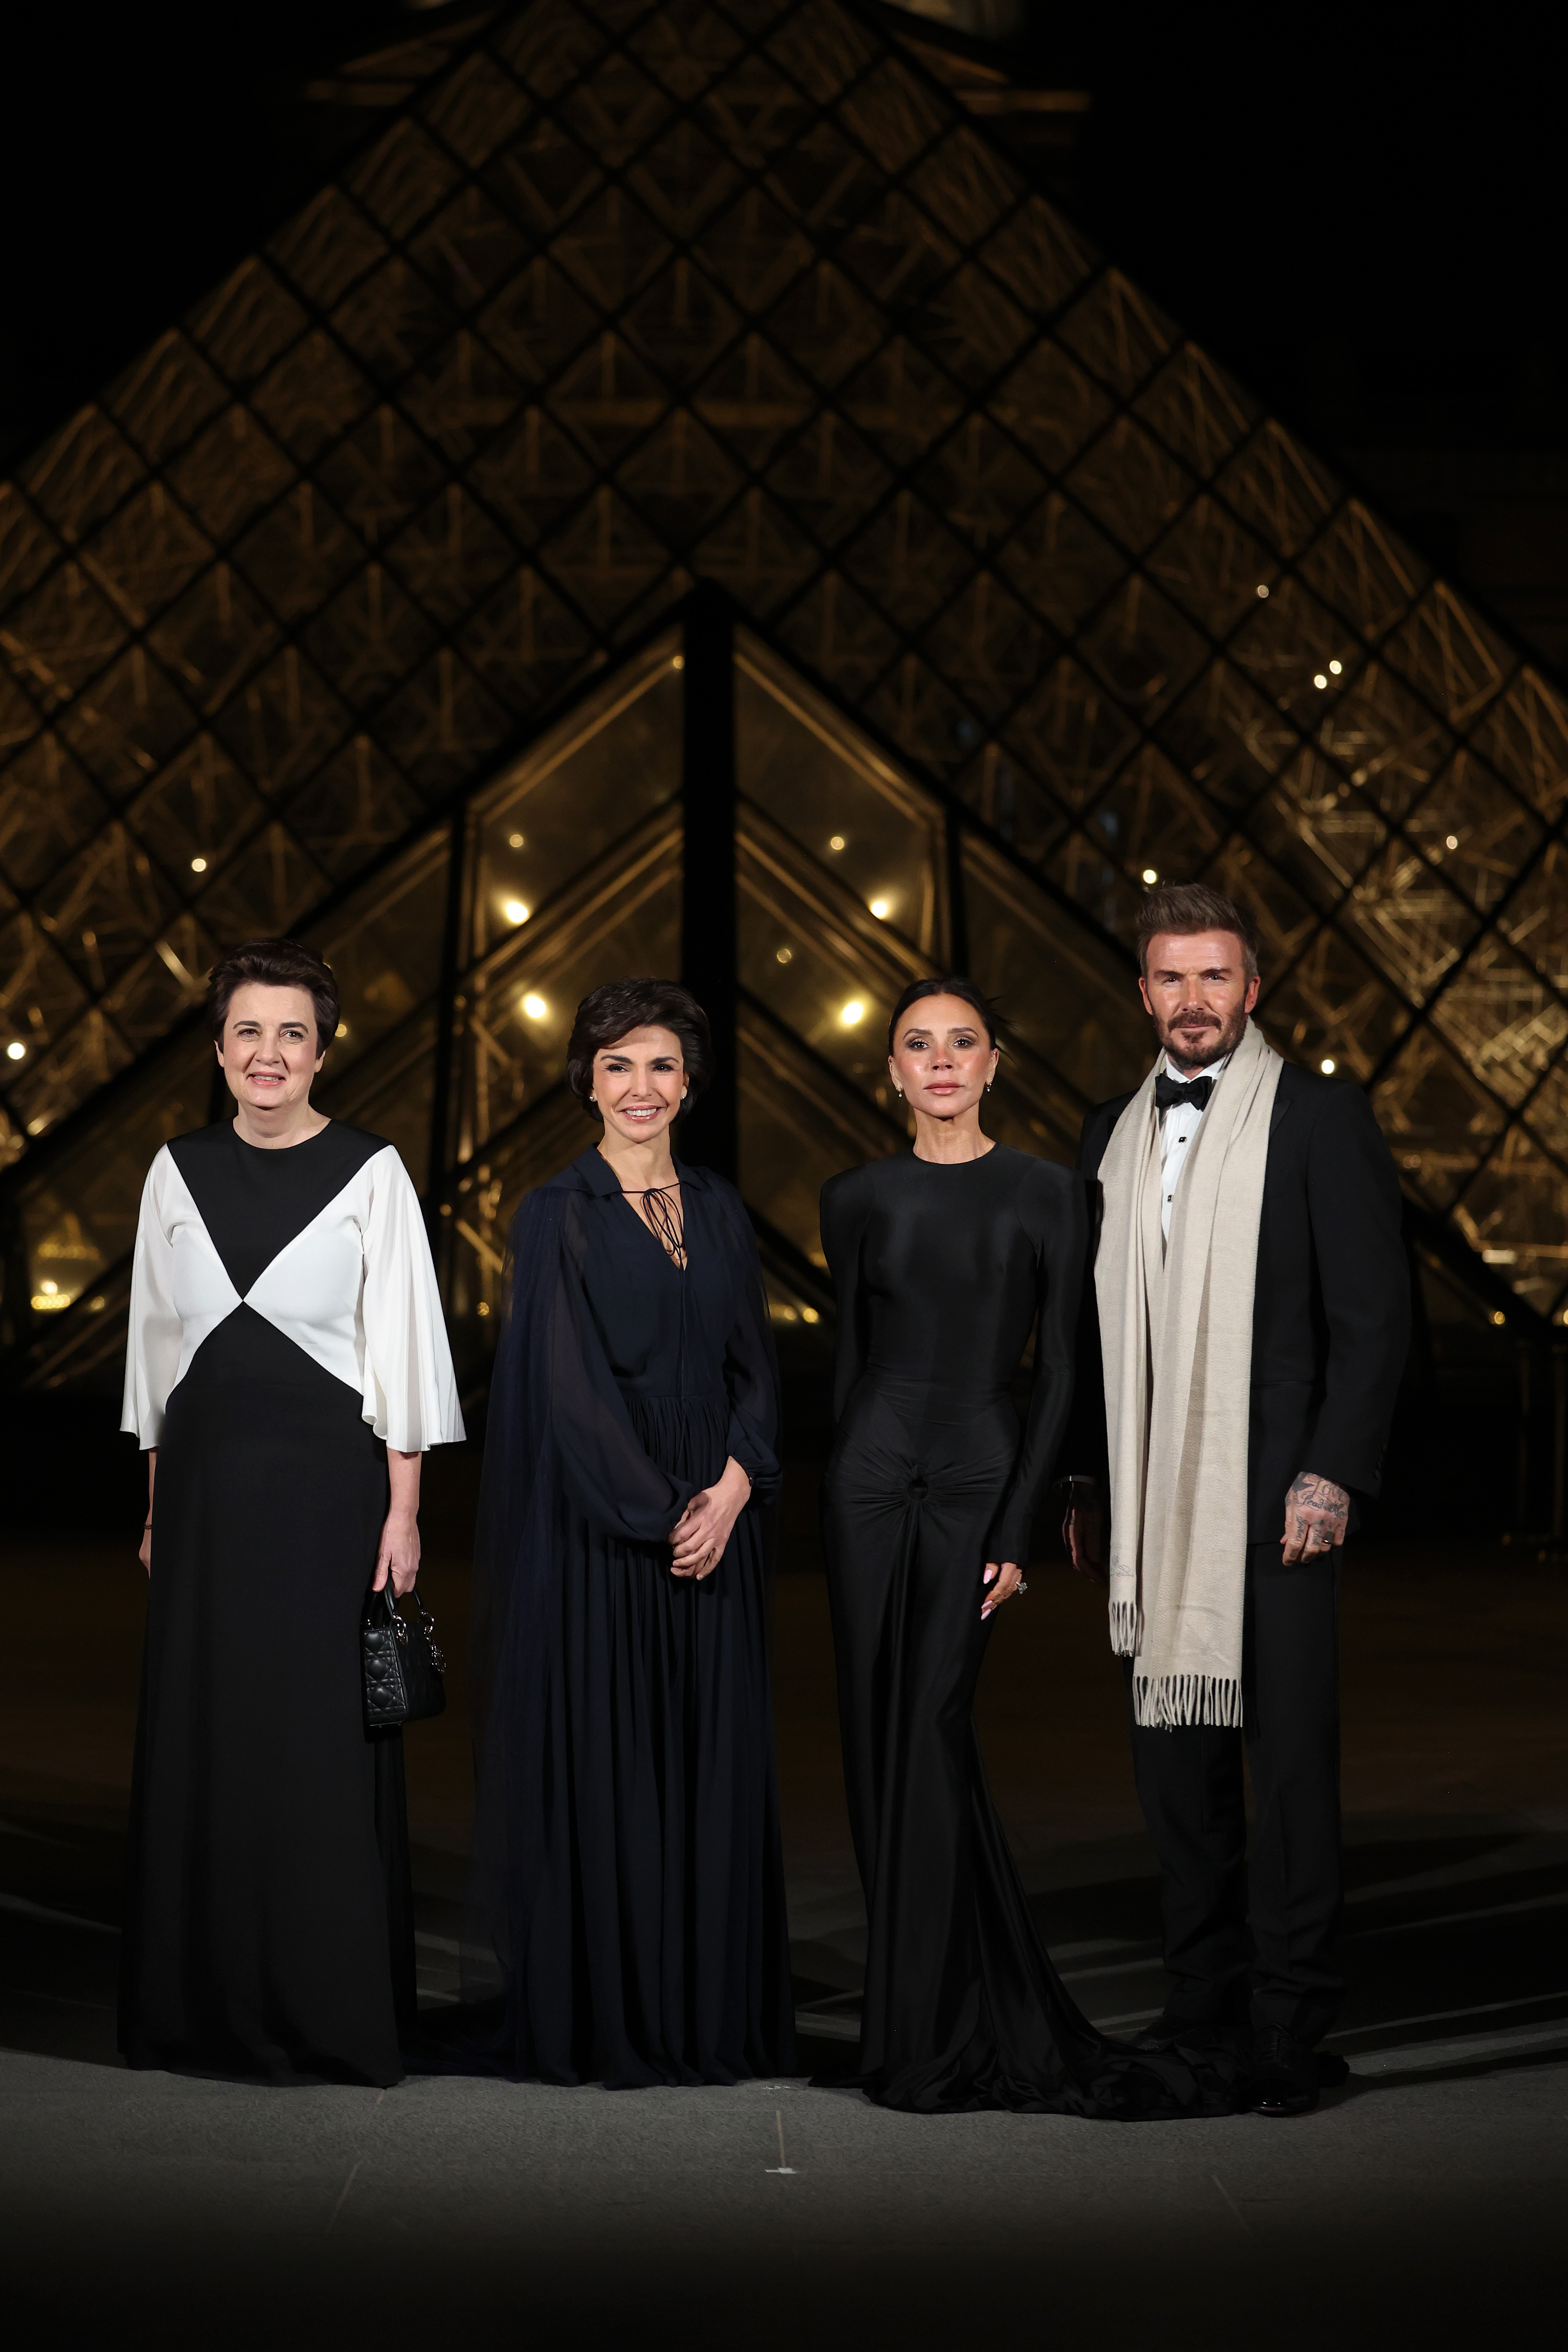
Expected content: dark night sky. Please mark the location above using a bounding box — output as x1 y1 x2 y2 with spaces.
4 2 1565 469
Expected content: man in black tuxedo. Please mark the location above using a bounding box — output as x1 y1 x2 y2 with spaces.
1062 883 1410 2114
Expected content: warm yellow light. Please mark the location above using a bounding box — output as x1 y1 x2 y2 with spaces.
87 1295 106 1312
1491 1310 1507 1327
40 1279 57 1294
775 946 793 966
503 899 530 926
1446 834 1458 850
1328 659 1343 675
31 1292 70 1312
801 1306 820 1325
829 834 845 852
868 898 889 920
672 654 685 671
1141 868 1158 885
522 992 547 1019
1313 673 1328 690
5 1041 24 1061
1320 1058 1336 1074
335 1022 349 1039
477 1301 490 1318
507 832 525 849
190 856 207 873
841 999 866 1027
1256 583 1270 598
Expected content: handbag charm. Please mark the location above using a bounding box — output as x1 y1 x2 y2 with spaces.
362 1581 447 1728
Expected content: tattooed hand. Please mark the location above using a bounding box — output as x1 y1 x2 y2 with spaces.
1281 1471 1349 1563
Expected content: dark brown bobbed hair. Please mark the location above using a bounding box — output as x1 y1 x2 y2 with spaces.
1135 882 1260 978
207 938 340 1053
886 975 999 1057
566 978 714 1114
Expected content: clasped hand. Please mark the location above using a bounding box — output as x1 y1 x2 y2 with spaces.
670 1456 752 1579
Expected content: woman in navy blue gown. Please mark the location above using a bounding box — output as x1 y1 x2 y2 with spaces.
467 979 794 2088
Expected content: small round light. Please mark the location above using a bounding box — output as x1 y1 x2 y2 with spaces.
868 898 889 920
1256 584 1270 598
829 834 845 852
503 898 530 926
190 856 207 873
1491 1309 1507 1327
672 654 685 671
841 999 866 1027
522 992 547 1020
1142 868 1158 885
1320 1057 1336 1075
507 832 525 850
800 1307 819 1325
775 946 793 966
1313 673 1328 690
5 1041 24 1061
1446 834 1458 850
40 1280 57 1295
88 1294 106 1312
1328 659 1343 675
477 1301 490 1318
335 1022 349 1039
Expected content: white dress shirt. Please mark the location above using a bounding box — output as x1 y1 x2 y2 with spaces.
1159 1051 1231 1242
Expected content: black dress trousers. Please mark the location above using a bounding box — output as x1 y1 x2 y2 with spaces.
1126 1541 1342 2042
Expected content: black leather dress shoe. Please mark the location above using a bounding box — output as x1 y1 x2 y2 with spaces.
1248 2024 1319 2115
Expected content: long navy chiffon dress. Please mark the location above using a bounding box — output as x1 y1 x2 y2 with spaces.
467 1145 795 2088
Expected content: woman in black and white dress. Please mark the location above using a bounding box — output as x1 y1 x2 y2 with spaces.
120 936 463 2086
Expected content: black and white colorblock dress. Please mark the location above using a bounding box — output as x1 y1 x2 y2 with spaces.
119 1118 463 2085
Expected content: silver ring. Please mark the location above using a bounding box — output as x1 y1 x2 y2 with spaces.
1017 1579 1028 1595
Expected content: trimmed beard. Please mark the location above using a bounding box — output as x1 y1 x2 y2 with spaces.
1157 999 1250 1075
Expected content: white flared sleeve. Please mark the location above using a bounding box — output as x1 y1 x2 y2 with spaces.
360 1147 465 1451
121 1151 182 1449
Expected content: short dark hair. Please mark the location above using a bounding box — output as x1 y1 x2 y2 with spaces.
1135 883 1260 979
207 938 340 1050
886 975 999 1056
566 978 714 1114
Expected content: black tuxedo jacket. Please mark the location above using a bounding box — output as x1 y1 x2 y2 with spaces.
1066 1061 1412 1543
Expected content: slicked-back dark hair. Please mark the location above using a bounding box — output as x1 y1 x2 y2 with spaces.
566 978 714 1114
886 975 999 1055
1135 883 1260 978
207 938 340 1052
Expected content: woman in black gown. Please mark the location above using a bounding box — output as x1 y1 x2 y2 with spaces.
821 977 1233 2118
467 979 794 2088
120 937 463 2086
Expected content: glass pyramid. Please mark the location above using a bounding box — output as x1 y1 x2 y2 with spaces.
3 0 1565 1389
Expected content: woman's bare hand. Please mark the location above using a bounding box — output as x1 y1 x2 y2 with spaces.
981 1561 1024 1619
670 1457 752 1580
373 1509 421 1596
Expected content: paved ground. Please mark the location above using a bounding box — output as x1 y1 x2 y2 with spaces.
3 1534 1566 2347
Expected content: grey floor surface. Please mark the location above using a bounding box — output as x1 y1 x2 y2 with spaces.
4 2043 1565 2349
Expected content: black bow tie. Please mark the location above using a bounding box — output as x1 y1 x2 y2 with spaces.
1154 1072 1215 1113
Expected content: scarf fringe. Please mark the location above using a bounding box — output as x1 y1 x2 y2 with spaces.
1109 1598 1143 1657
1131 1672 1244 1730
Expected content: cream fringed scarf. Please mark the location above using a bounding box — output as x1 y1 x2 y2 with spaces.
1095 1018 1283 1728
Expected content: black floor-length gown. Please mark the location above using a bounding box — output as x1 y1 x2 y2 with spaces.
467 1146 794 2089
119 1120 463 2085
821 1144 1236 2117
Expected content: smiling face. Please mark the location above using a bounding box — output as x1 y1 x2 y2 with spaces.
1138 928 1260 1074
216 983 324 1118
591 1024 688 1148
889 992 999 1122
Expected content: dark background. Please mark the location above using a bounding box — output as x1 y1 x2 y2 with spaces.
6 3 1568 664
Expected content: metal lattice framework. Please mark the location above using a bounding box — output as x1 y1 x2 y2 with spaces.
3 0 1567 1371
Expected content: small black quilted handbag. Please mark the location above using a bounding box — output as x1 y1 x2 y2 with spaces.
362 1580 447 1728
